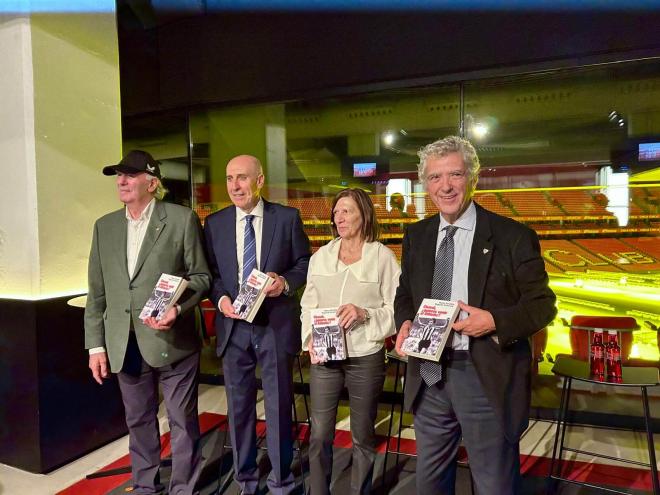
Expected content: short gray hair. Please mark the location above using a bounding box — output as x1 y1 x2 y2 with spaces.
417 135 481 183
146 174 168 200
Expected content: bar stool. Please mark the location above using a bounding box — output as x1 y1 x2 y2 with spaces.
547 355 659 494
381 349 473 494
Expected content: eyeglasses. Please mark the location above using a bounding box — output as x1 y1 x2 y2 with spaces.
425 171 468 184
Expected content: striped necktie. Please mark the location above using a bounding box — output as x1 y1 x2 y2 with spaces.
420 225 458 386
242 215 257 283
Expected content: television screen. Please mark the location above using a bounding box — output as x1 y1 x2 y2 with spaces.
638 142 660 162
353 162 377 177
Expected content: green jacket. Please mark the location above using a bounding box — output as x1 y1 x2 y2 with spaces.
84 200 211 372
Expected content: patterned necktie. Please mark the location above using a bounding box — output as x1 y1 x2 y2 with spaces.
242 215 257 283
420 225 458 387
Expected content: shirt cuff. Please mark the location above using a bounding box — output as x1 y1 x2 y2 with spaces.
89 346 106 355
218 295 229 310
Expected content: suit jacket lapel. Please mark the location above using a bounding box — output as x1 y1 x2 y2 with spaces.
468 203 494 307
420 215 440 296
112 209 130 282
260 199 276 272
224 207 239 294
131 201 166 282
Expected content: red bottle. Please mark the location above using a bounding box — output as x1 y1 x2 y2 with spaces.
590 330 605 380
606 330 622 382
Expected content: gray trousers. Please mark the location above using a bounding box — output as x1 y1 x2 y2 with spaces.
308 348 386 495
412 356 520 495
117 344 201 495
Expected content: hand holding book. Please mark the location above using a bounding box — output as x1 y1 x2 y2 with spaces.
452 301 496 338
336 303 368 331
398 298 461 361
140 274 188 330
395 320 413 357
263 272 286 297
310 307 347 362
232 268 274 322
142 306 178 331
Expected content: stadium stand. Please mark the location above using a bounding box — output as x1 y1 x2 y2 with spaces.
574 238 660 272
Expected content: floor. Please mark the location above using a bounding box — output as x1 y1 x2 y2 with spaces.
0 384 658 495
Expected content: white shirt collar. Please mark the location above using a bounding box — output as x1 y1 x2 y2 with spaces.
125 198 156 222
313 237 380 283
236 198 264 221
439 200 476 232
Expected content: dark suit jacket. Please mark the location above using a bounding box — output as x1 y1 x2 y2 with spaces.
84 201 211 372
204 199 311 356
394 202 556 442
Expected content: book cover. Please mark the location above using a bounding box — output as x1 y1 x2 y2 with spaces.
233 268 274 323
311 307 347 361
401 298 460 361
139 273 189 321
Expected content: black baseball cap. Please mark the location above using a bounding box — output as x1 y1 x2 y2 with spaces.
103 150 162 179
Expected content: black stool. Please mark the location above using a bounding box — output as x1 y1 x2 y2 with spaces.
547 355 659 495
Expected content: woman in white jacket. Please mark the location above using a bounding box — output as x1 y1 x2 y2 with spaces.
301 188 401 494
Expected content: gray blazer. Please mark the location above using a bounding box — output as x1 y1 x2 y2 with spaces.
84 200 211 372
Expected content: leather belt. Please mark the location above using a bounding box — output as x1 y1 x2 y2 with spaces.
442 349 470 362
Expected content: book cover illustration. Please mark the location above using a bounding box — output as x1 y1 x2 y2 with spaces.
311 307 347 361
139 273 189 321
401 298 460 361
233 268 273 323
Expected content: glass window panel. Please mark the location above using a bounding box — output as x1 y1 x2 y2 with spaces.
187 61 660 422
464 63 660 385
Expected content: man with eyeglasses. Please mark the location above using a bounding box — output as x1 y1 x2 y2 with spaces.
395 136 556 494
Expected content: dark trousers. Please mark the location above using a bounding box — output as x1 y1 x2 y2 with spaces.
308 348 386 495
413 355 520 495
222 321 296 495
117 339 201 495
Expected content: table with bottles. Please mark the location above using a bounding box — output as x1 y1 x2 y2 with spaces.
547 355 659 494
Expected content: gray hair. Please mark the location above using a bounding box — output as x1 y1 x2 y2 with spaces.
146 174 168 200
417 135 481 184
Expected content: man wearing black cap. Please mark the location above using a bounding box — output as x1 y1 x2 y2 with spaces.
84 150 211 495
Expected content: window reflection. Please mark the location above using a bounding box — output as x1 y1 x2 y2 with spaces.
184 61 660 377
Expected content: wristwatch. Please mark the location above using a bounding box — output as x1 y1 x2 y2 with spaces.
363 309 371 324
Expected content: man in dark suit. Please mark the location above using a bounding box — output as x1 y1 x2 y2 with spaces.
204 155 310 495
85 150 211 495
394 136 556 494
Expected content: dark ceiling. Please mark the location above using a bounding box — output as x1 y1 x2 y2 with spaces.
116 0 660 151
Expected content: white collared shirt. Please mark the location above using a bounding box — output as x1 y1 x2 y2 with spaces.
217 199 265 310
300 239 401 357
437 201 476 350
126 199 156 279
89 198 156 356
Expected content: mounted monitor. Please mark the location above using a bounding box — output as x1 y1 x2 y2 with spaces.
342 155 389 180
638 142 660 162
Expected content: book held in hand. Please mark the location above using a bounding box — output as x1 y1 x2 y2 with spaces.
233 268 274 323
139 273 189 321
311 307 347 361
401 298 460 361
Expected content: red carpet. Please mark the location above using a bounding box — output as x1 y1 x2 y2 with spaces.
56 413 225 495
57 413 658 494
